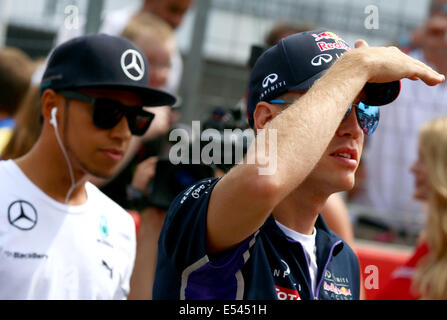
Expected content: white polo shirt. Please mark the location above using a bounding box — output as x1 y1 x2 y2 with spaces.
0 160 136 299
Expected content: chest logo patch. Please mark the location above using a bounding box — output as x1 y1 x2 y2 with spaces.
323 270 352 299
8 200 38 231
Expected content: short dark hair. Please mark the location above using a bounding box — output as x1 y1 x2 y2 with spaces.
0 47 34 116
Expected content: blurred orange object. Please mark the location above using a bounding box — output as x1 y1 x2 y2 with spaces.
128 210 141 236
355 243 412 300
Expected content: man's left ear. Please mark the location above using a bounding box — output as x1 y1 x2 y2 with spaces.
253 101 278 130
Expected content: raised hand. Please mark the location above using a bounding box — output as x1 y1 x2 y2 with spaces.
351 39 445 86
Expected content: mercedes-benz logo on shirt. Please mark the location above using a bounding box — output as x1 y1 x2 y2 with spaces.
8 200 38 231
120 49 145 81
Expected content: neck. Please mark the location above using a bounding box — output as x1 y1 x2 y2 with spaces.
14 134 88 205
273 184 329 235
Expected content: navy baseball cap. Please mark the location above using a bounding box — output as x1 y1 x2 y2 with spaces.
41 33 176 107
247 30 400 126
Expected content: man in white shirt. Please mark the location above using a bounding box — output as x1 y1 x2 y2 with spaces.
0 34 176 299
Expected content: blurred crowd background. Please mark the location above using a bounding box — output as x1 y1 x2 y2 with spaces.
0 0 439 250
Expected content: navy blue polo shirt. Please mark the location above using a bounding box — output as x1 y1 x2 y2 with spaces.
153 178 360 300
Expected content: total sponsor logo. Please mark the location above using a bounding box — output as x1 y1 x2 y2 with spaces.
275 285 301 300
323 281 352 297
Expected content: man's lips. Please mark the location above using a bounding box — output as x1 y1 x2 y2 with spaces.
100 148 124 161
329 147 358 167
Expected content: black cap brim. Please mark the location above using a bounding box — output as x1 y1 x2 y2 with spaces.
362 81 401 106
289 71 401 107
73 83 177 107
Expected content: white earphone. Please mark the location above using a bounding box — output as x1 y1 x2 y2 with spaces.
49 105 77 204
50 107 58 128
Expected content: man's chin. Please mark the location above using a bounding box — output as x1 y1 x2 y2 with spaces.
89 170 115 180
83 164 117 180
332 178 355 193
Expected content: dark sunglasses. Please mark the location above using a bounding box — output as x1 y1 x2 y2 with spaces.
58 90 155 136
269 99 380 136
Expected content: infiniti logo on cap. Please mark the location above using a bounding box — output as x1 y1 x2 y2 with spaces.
311 54 333 66
262 73 279 88
121 49 145 81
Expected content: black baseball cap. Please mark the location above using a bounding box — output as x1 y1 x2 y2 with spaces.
247 30 400 126
41 33 176 107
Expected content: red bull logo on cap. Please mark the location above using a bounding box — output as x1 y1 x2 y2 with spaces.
312 31 344 42
317 40 350 52
312 31 351 52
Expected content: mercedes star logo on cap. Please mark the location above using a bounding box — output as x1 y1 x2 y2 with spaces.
8 200 38 231
121 49 145 81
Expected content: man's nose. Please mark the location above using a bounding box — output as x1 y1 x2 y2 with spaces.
110 116 132 140
336 106 363 139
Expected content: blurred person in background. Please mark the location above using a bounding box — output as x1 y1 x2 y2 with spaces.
352 0 447 241
100 0 194 95
1 86 43 160
264 21 316 47
55 0 194 95
0 34 176 299
378 116 447 300
0 47 34 154
121 11 177 92
1 57 46 160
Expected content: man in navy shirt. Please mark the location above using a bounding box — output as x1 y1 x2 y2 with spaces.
153 30 445 300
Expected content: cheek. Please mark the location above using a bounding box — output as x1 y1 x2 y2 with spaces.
66 108 100 153
358 135 365 155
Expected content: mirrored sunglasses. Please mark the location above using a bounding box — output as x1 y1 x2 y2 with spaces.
269 99 380 136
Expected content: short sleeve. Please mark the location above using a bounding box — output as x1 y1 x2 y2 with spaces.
158 178 219 270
